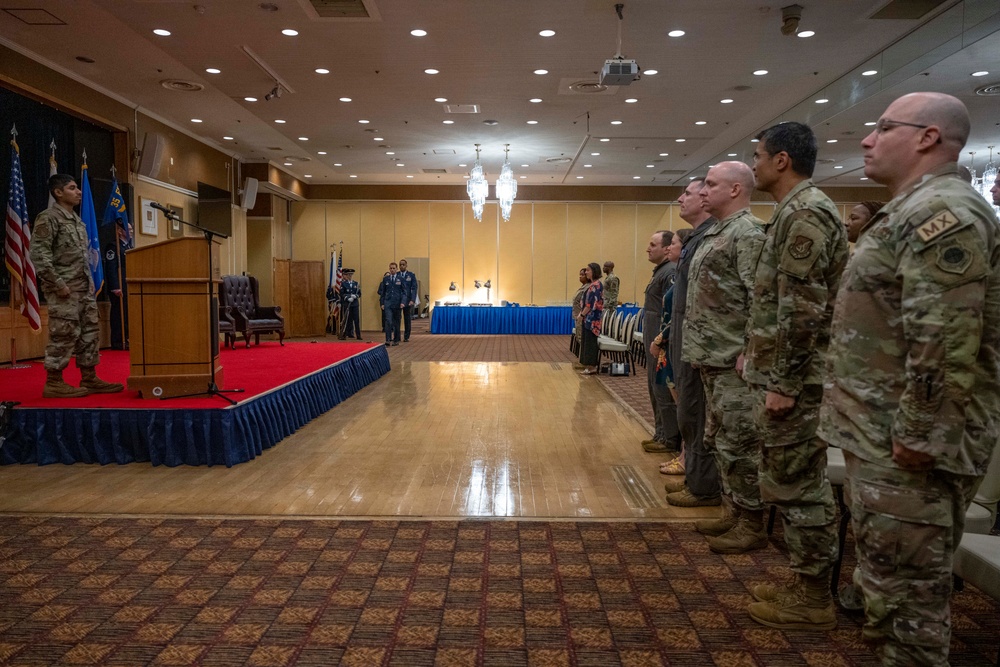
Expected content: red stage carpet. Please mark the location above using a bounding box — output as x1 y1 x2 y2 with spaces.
0 342 391 467
1 342 374 409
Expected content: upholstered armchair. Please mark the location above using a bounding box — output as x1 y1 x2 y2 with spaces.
219 274 285 347
217 305 237 349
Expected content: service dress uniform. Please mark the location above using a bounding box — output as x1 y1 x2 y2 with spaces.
743 180 849 593
30 204 100 372
339 272 362 340
400 269 417 341
102 233 130 350
380 272 406 345
682 208 767 531
819 163 1000 666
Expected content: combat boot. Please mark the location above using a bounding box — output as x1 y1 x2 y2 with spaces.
42 369 90 398
695 495 738 536
79 366 124 394
752 572 800 604
707 508 768 554
747 573 837 631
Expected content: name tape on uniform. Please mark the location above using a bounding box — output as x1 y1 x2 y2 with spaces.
915 210 960 243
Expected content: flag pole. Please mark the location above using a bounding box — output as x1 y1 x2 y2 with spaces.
337 240 345 340
4 125 30 369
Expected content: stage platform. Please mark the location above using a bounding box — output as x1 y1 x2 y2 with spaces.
0 342 390 467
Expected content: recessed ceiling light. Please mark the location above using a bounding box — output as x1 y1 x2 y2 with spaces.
753 69 768 76
860 177 868 180
519 175 526 179
153 29 171 36
797 30 815 38
526 120 538 125
576 176 584 179
521 164 529 168
223 136 234 140
539 29 555 37
633 176 641 180
611 120 622 125
358 119 369 124
534 69 548 75
410 29 427 36
862 69 878 76
283 162 292 166
826 139 837 143
695 120 707 125
720 98 734 104
529 98 542 103
443 120 455 124
315 68 330 74
646 164 655 168
191 118 203 123
334 163 342 166
458 163 467 167
834 165 843 169
584 164 592 168
751 138 760 142
318 151 327 155
275 119 286 124
625 98 638 103
304 174 311 178
689 176 696 180
591 152 600 156
373 137 383 141
396 163 404 167
424 68 439 74
281 29 298 36
668 30 685 37
675 138 686 142
339 97 351 102
299 137 308 141
244 97 257 102
816 98 829 104
349 175 358 178
600 138 610 142
972 70 989 77
205 68 221 74
865 121 877 126
434 97 447 102
659 153 669 156
643 69 658 75
406 175 414 178
728 153 737 156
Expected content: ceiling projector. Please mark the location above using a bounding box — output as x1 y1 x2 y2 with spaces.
600 58 639 86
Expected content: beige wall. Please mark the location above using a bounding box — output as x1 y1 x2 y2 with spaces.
290 200 698 331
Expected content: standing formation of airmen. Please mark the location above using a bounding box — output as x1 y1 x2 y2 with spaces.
669 92 1000 666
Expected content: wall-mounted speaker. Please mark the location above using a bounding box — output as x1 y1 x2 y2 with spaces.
240 177 259 211
136 132 165 179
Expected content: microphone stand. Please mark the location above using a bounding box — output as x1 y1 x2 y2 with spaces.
155 206 244 405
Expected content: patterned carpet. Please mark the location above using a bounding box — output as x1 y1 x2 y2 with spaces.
2 515 998 666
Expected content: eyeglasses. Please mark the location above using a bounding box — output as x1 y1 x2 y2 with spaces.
873 118 930 134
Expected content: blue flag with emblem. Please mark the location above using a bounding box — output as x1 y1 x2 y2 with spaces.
101 177 131 249
80 159 104 295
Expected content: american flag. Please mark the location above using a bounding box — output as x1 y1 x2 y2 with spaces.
4 135 41 331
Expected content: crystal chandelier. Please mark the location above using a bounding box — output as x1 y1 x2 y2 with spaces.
495 144 517 221
466 144 489 221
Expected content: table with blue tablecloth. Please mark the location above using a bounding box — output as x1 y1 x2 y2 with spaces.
430 304 641 335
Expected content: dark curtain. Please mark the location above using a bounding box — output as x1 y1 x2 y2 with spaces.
1 86 116 305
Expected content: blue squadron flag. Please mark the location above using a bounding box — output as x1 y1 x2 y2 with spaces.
79 156 104 295
101 177 131 248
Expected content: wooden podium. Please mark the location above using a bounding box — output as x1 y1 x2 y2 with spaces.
126 237 223 398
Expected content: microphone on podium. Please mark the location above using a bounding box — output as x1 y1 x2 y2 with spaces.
150 201 176 218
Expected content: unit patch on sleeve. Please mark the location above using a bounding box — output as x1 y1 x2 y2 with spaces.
788 235 815 260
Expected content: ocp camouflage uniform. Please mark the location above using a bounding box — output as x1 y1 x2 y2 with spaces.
818 163 1000 666
683 207 766 512
602 272 620 311
29 204 99 372
744 180 848 579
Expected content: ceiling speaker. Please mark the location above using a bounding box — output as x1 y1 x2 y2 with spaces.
240 177 258 211
136 132 165 179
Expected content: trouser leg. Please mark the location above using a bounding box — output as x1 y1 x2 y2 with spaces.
647 351 680 447
676 360 718 498
845 452 977 667
754 385 838 577
700 368 761 512
403 308 412 340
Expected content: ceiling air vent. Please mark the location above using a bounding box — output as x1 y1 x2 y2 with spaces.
559 78 615 96
443 105 480 114
305 0 376 19
432 149 456 155
283 156 311 163
422 168 448 174
160 79 204 92
658 169 687 176
976 82 1000 96
869 0 947 20
545 157 572 164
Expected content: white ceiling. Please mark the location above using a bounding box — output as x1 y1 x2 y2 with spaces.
2 0 999 188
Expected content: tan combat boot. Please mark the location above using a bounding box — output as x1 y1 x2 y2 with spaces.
79 366 124 394
748 573 837 630
42 369 91 398
707 508 768 554
695 495 738 536
752 572 800 604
